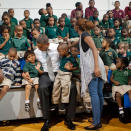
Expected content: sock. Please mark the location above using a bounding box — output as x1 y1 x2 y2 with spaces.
119 107 124 114
25 100 30 104
37 98 40 102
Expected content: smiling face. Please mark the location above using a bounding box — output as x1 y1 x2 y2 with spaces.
32 29 40 39
16 26 23 37
27 54 36 63
2 28 9 38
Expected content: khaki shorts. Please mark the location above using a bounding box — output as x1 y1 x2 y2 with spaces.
0 77 12 88
112 85 131 100
22 77 39 86
17 51 25 58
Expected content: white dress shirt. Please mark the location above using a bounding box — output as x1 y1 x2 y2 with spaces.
34 43 60 72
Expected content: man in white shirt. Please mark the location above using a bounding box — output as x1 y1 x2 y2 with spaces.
35 34 77 131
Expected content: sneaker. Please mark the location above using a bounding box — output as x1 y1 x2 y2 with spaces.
25 103 30 112
50 104 58 111
37 102 41 109
59 103 66 112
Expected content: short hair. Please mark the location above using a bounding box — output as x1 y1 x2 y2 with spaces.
38 8 44 15
103 38 112 46
33 18 40 23
1 25 10 33
2 11 10 20
19 20 25 25
8 48 17 54
75 2 81 7
36 34 48 44
58 43 69 50
15 25 23 31
46 3 51 8
31 27 40 32
24 10 30 13
24 50 35 60
89 0 95 3
115 1 120 4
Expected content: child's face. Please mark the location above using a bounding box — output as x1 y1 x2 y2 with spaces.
24 11 30 18
108 29 115 37
16 26 23 37
102 39 108 48
58 48 67 57
3 16 10 25
59 19 65 27
71 19 77 26
9 9 14 17
119 46 125 54
2 29 9 38
32 30 40 39
27 54 36 63
48 18 54 26
42 9 47 15
70 47 79 57
115 2 120 8
116 58 122 69
122 29 128 37
8 51 17 61
20 21 26 28
34 20 40 28
47 7 53 15
103 15 109 21
89 1 95 8
108 11 113 18
114 20 120 27
94 27 101 35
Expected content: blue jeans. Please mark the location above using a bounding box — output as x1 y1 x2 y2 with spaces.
88 77 104 125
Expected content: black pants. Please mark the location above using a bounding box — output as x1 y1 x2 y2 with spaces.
38 73 77 120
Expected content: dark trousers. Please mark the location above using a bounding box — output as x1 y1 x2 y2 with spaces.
38 73 77 120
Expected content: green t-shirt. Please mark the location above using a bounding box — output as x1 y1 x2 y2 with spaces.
24 18 33 30
0 36 13 55
57 26 69 38
23 28 30 38
119 37 131 45
100 20 109 29
40 27 44 34
108 18 114 28
40 14 47 27
23 62 43 78
59 54 78 72
65 17 70 27
72 57 80 75
93 35 103 48
45 26 57 39
115 27 122 39
112 69 131 86
12 36 31 51
32 38 37 46
11 17 18 25
69 25 79 38
100 48 118 66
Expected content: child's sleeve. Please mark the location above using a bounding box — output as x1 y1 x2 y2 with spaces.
14 62 22 84
26 38 31 48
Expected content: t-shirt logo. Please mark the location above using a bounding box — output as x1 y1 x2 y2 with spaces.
108 52 112 56
119 12 122 16
124 71 128 76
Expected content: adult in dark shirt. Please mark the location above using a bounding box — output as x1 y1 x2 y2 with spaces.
70 2 83 18
75 19 106 130
125 1 131 20
85 0 98 19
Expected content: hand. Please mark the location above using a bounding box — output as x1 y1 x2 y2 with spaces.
65 62 73 71
114 81 120 86
35 62 41 70
94 67 101 77
28 79 33 83
5 34 10 41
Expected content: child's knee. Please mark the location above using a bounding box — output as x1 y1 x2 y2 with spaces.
2 86 9 93
115 92 121 98
25 85 32 89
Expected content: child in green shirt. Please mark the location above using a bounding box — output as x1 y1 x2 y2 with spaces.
45 17 58 43
93 25 103 51
114 18 122 39
100 38 118 76
120 28 131 45
107 10 114 28
61 13 70 27
33 18 45 34
2 12 15 38
22 51 44 112
0 26 12 57
89 11 99 23
12 25 31 58
39 8 47 27
8 8 18 25
69 18 79 42
23 10 33 31
57 17 69 43
111 57 131 121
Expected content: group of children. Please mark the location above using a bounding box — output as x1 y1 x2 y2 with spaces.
0 1 131 122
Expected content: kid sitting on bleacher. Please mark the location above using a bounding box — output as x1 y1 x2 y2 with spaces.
22 51 44 112
0 48 21 100
111 57 131 121
12 25 31 58
100 38 118 76
57 17 69 43
0 25 12 59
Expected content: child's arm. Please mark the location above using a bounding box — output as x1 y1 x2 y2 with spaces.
64 33 69 41
35 62 44 75
110 74 120 86
0 34 9 49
